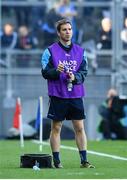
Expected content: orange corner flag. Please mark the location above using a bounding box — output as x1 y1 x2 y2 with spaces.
13 98 21 129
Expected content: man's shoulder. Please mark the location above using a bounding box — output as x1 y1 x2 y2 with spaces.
73 43 84 51
49 42 58 49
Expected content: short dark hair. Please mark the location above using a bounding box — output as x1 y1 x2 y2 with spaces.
55 19 72 32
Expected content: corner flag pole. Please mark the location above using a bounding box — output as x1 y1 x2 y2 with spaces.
18 97 24 148
39 96 43 152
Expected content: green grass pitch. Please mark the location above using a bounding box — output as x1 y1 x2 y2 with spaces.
0 140 127 179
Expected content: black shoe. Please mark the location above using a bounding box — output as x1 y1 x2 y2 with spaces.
80 161 95 168
54 163 63 168
53 159 63 168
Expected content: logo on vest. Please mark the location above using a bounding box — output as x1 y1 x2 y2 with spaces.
59 60 77 72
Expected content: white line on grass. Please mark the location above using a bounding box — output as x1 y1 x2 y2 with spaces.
32 140 127 161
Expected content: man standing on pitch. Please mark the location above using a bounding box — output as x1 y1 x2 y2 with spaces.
41 18 95 168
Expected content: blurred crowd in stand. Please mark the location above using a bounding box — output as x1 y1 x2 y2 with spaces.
1 0 80 67
1 0 115 50
1 0 127 69
1 0 79 50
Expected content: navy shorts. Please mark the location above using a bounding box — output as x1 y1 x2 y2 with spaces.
47 96 86 121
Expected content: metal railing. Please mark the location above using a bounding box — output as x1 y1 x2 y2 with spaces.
0 49 113 73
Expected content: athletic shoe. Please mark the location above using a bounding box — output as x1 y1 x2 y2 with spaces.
54 163 63 168
53 159 63 168
80 161 95 168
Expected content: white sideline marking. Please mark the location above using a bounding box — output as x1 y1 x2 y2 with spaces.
32 140 127 161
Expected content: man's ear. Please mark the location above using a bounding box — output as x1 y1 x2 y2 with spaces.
57 31 60 37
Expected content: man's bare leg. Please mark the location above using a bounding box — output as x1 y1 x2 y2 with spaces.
72 120 95 168
50 120 63 168
72 120 87 150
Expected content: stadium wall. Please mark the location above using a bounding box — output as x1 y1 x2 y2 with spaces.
0 73 111 140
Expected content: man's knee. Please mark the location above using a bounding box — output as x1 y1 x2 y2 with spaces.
51 121 62 134
74 126 84 135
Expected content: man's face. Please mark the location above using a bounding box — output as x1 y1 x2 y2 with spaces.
58 23 73 43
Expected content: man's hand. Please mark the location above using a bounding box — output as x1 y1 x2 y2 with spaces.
57 63 64 72
57 63 75 81
68 72 75 81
